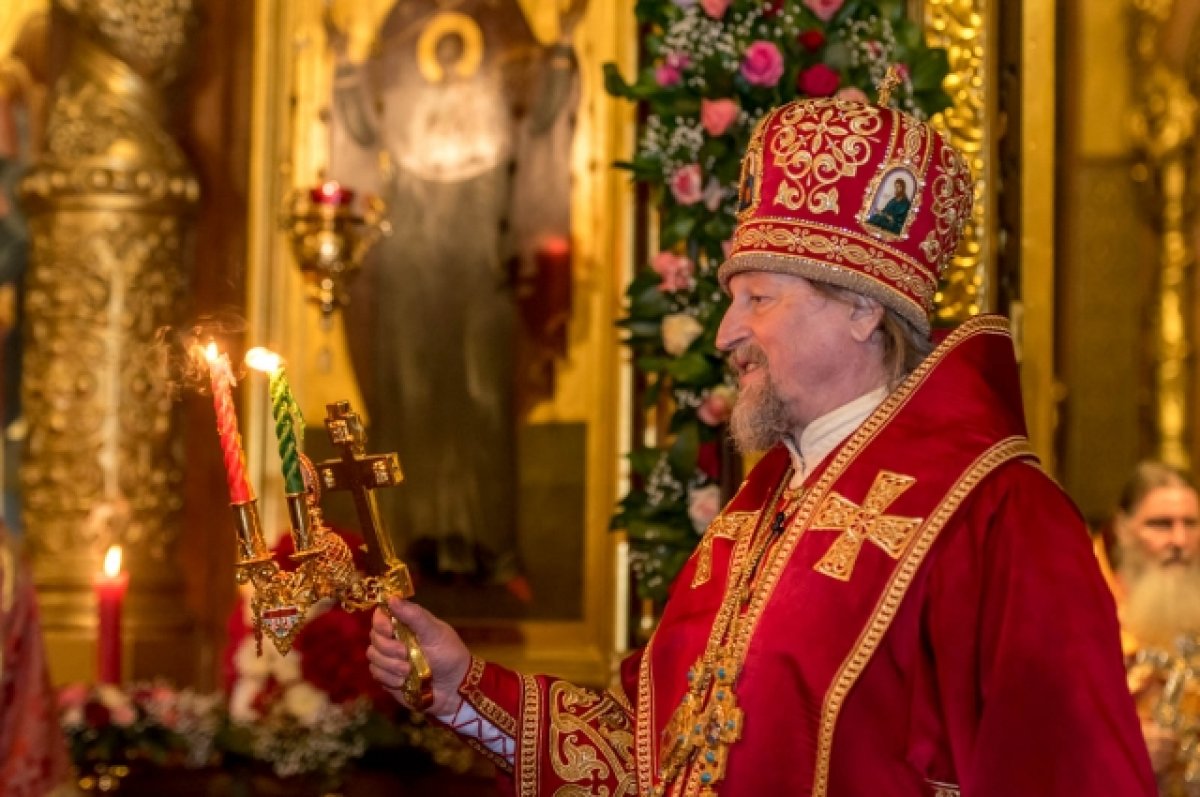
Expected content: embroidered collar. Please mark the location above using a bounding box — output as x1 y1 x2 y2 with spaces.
784 386 888 488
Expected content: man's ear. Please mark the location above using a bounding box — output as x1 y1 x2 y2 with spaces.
847 295 885 343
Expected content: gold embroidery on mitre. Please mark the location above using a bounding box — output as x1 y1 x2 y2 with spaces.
811 470 924 581
919 144 974 270
691 511 756 589
767 99 884 216
734 223 935 306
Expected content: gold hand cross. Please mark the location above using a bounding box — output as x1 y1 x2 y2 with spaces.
316 400 433 709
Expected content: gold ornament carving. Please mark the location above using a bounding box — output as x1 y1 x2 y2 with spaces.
923 0 993 324
1128 0 1197 470
19 0 198 668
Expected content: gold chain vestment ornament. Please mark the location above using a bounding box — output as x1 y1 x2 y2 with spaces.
656 473 800 797
230 401 433 710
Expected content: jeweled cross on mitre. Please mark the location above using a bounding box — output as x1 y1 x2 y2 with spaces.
811 470 924 581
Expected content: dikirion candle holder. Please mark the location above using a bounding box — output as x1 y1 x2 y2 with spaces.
216 392 431 709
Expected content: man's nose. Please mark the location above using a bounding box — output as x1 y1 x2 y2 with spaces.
1169 520 1195 550
715 306 742 352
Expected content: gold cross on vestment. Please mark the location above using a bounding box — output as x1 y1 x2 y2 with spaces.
316 401 407 579
811 470 923 581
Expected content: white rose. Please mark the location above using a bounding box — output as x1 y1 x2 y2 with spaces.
282 681 330 727
229 677 263 723
662 313 705 356
687 484 722 533
95 684 132 712
233 636 272 679
272 646 303 685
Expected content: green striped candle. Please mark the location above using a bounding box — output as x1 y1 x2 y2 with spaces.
246 347 305 494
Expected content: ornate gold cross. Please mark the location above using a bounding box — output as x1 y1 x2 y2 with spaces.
876 65 903 107
315 401 432 709
811 470 923 581
316 401 406 576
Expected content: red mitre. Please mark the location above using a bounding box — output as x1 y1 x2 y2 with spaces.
720 97 974 333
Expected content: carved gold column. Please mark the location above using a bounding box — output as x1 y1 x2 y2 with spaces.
920 0 996 323
1129 0 1196 471
19 0 198 683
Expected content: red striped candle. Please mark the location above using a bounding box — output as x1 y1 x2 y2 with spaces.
205 342 253 504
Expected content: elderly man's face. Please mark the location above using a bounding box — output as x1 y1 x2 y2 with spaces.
716 272 877 449
1123 485 1200 568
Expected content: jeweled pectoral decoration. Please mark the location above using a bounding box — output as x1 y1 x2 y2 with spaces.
811 470 923 581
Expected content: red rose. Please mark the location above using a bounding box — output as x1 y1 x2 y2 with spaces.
295 607 395 714
798 63 840 97
798 29 825 52
84 700 112 728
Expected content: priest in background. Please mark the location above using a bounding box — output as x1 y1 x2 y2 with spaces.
368 93 1155 795
0 524 70 796
1104 461 1200 794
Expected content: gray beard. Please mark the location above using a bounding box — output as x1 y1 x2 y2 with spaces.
728 371 793 454
1123 543 1200 650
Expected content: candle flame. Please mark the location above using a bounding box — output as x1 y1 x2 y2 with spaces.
245 346 282 373
204 341 219 363
103 545 123 577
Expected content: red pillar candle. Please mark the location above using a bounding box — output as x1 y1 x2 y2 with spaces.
205 342 254 504
96 545 128 685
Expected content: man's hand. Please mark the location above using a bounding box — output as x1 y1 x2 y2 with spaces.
367 596 470 718
1142 717 1179 774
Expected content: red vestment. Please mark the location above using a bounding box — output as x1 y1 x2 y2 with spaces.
456 316 1155 796
0 532 69 797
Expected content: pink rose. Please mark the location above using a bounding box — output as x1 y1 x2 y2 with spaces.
651 251 695 292
803 0 844 22
58 683 90 710
740 41 784 87
798 63 840 97
665 52 691 71
894 63 911 81
697 385 737 426
701 98 739 137
656 64 682 87
670 164 703 205
700 0 731 17
835 86 870 103
688 485 722 533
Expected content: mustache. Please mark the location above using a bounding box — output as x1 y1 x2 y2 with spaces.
729 344 767 372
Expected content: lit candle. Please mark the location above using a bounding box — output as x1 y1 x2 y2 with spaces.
204 342 254 504
95 545 128 685
246 347 305 495
309 180 354 207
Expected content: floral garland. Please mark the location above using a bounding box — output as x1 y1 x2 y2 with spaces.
606 0 951 601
